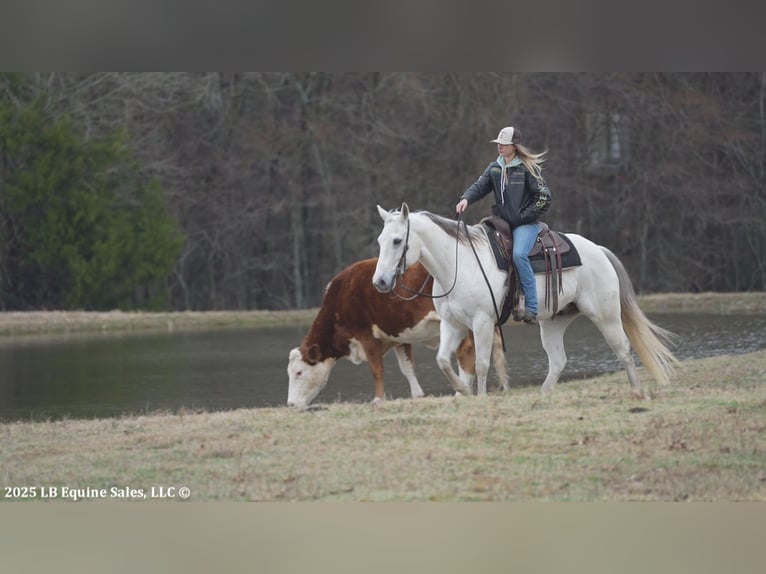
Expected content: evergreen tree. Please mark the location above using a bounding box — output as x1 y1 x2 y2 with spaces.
0 76 183 310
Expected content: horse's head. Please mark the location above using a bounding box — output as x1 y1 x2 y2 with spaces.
286 347 335 409
373 203 420 293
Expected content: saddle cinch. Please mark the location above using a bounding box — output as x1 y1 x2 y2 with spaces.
480 216 582 323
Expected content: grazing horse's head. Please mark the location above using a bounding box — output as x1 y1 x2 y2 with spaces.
373 203 420 293
286 347 335 409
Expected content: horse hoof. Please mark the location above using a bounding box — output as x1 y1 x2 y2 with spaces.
371 397 384 406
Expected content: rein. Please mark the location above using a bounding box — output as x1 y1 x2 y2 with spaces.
462 218 506 352
391 271 434 302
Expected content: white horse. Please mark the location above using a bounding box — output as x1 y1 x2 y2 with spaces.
372 203 679 399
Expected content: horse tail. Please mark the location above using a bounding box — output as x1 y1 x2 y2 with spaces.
601 247 680 386
493 326 509 391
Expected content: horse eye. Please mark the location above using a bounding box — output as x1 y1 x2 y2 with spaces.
393 238 402 246
296 370 303 376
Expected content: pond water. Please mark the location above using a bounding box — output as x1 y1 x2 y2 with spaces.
0 313 764 421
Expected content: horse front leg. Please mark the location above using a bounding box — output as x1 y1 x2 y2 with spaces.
436 321 473 396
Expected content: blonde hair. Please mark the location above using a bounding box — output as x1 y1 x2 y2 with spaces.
514 143 547 182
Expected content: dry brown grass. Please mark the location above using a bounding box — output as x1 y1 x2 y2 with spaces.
3 349 765 501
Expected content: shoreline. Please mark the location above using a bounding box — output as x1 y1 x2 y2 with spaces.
0 292 764 337
0 308 318 337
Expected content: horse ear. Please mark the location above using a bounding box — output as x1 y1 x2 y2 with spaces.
400 202 410 220
377 204 389 222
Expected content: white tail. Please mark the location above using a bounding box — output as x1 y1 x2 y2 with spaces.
601 247 680 385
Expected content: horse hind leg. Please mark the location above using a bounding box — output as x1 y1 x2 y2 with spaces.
591 315 646 399
539 314 579 394
393 344 425 399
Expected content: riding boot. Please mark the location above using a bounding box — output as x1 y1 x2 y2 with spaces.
522 310 537 325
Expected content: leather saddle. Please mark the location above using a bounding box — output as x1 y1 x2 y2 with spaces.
480 216 573 322
481 216 571 259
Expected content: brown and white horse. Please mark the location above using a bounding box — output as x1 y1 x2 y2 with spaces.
287 258 506 409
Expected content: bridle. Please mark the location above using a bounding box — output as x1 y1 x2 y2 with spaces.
393 212 412 280
391 213 461 301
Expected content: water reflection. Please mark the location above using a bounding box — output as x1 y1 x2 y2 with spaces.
0 314 764 421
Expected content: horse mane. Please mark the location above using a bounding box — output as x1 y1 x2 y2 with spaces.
416 211 487 245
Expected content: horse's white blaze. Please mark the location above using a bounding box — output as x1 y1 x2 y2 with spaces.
286 348 336 409
371 310 441 347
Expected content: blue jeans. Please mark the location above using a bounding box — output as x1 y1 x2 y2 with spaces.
512 223 540 315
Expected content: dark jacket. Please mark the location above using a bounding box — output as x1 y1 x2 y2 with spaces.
461 158 551 228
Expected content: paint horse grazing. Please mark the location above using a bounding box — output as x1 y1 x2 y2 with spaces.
372 203 679 399
287 258 507 409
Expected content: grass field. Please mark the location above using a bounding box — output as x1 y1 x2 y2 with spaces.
2 350 765 502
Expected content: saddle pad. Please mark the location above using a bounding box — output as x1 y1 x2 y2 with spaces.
487 229 582 274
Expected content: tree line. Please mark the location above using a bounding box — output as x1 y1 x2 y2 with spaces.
1 72 764 311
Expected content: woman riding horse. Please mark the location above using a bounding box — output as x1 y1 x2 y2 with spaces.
456 126 551 325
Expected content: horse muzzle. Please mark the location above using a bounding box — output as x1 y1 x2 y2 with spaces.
372 274 394 293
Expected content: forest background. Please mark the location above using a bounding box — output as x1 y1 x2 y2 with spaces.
1 72 764 312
